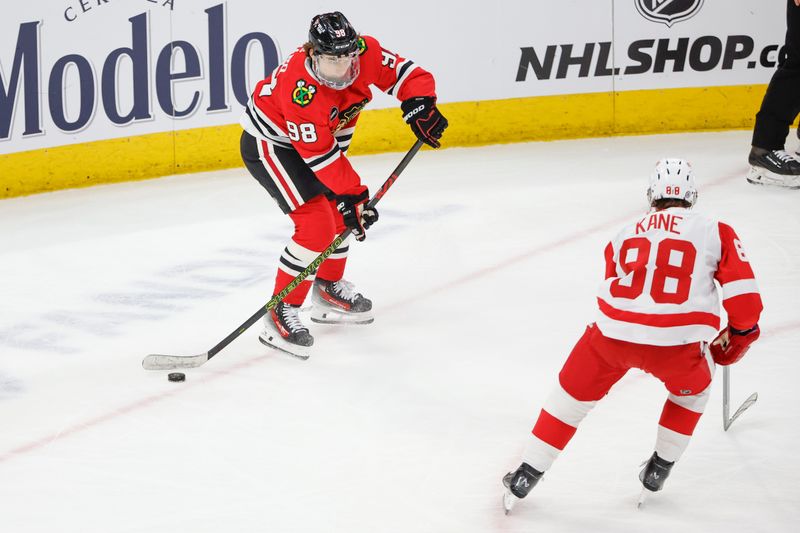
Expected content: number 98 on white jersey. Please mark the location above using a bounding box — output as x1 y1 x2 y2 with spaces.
595 207 762 347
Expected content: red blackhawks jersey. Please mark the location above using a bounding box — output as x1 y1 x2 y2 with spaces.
240 35 436 195
596 207 763 346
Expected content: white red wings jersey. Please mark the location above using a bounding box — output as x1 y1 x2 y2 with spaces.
240 35 436 195
596 207 763 346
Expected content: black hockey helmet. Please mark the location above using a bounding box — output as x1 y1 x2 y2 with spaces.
308 12 360 89
308 12 358 56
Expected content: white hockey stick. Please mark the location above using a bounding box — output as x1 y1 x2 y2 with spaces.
722 365 758 431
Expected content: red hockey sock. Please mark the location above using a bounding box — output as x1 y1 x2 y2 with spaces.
658 398 703 436
316 199 350 281
532 409 578 450
273 197 341 304
316 239 351 282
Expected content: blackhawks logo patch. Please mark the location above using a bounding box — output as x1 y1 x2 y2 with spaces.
292 80 316 107
334 98 369 132
357 36 367 55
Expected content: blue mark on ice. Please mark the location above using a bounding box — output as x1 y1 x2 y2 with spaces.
0 205 464 354
0 372 24 401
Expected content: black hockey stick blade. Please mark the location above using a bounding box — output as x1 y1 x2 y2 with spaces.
142 352 209 370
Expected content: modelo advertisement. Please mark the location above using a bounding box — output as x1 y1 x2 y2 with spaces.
0 0 784 155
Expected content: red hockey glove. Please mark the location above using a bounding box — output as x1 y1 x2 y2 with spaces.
401 96 448 148
336 188 378 242
709 324 760 366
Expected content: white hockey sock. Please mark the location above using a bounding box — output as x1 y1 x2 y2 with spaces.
277 240 321 282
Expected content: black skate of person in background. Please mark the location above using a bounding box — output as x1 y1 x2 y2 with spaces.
747 0 800 189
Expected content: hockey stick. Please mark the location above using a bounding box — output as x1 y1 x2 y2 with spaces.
142 139 424 371
722 365 758 431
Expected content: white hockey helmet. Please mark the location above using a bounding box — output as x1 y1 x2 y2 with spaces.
647 158 698 207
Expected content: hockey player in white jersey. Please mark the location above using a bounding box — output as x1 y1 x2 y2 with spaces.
502 159 763 513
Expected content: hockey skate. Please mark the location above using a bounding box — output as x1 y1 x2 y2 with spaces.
636 452 675 508
502 462 543 515
259 302 313 360
310 278 374 325
746 148 800 189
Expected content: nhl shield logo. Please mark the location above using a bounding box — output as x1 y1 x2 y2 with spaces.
634 0 704 27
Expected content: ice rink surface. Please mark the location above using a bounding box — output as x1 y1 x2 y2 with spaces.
1 131 798 533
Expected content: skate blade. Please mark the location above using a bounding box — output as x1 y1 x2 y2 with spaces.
258 335 310 360
746 167 800 189
637 488 650 509
310 307 374 325
503 490 518 515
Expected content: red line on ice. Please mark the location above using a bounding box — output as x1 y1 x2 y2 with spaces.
0 168 794 463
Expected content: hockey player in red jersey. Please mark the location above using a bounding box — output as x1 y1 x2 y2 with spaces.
239 12 447 358
502 159 763 513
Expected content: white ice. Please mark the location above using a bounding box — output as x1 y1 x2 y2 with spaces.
1 131 798 533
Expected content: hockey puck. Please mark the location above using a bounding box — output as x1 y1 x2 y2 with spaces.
167 372 186 383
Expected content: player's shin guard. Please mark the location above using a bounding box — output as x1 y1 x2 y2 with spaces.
315 235 350 282
522 385 598 472
654 390 709 463
273 240 320 306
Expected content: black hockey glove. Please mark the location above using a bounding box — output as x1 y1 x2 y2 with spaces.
401 96 448 148
336 188 379 242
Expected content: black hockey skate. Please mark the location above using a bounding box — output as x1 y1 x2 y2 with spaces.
502 462 544 515
310 278 374 325
637 452 675 508
746 147 800 189
259 302 313 360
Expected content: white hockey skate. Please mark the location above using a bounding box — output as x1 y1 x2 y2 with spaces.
310 278 374 325
258 302 313 360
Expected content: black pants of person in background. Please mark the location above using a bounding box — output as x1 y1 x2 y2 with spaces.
752 0 800 150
